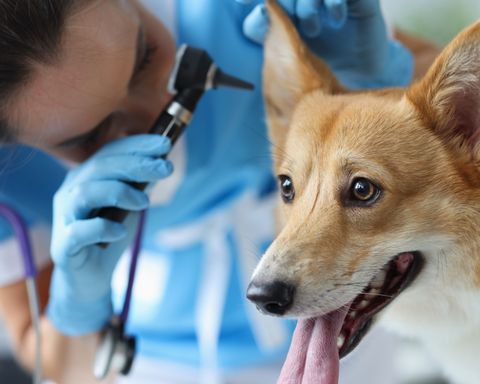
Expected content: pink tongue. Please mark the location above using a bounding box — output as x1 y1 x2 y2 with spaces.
277 308 348 384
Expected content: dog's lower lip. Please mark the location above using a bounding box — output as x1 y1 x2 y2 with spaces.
338 251 424 358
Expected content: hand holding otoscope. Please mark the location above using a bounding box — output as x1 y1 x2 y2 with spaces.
90 44 254 377
92 45 254 246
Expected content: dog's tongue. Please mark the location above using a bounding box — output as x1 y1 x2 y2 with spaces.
277 308 348 384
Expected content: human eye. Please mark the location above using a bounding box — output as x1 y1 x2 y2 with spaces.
138 42 157 72
56 115 113 150
81 115 114 147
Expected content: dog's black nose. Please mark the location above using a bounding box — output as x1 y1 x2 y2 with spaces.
246 280 294 316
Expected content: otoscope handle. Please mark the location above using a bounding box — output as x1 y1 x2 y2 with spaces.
91 40 255 248
94 90 202 248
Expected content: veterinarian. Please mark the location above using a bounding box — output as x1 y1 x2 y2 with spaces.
0 0 413 383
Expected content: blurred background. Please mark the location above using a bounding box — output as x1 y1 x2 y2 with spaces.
382 0 480 47
0 0 479 383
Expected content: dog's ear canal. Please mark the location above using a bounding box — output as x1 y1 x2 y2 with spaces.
262 0 344 149
406 21 480 157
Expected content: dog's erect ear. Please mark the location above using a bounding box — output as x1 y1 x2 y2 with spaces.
407 21 480 158
263 0 344 149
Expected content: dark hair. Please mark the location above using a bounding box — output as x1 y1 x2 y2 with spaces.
0 0 94 142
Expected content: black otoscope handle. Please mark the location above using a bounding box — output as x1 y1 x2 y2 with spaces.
94 89 203 248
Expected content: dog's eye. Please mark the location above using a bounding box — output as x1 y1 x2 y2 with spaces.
279 175 295 202
351 178 377 202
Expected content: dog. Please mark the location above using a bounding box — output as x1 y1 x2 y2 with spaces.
246 1 480 383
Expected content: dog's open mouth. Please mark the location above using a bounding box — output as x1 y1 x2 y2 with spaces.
337 251 424 358
277 251 423 384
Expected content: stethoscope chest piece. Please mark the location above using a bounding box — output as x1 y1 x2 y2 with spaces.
93 322 136 380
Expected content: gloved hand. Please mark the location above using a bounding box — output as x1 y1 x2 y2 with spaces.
47 135 172 336
236 0 413 89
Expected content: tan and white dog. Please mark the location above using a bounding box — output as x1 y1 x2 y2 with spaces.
246 1 480 383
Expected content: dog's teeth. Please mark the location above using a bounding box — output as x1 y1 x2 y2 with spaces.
337 333 345 349
366 288 381 300
357 300 369 310
370 269 387 288
348 311 357 319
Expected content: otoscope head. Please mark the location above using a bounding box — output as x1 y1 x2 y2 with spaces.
167 44 254 94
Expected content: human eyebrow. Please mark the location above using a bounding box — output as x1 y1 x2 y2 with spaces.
54 24 146 149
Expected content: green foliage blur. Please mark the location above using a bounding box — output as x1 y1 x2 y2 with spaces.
382 0 480 47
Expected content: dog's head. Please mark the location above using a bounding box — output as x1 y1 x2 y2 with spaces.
247 0 480 382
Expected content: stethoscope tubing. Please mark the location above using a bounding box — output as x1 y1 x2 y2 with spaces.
120 209 146 324
0 202 145 383
0 203 42 384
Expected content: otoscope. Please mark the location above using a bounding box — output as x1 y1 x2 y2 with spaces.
91 44 254 380
93 44 254 239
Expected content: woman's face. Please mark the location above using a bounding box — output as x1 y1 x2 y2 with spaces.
10 0 176 163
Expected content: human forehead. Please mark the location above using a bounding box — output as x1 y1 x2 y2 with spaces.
14 0 139 145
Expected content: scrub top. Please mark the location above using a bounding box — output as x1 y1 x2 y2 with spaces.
0 0 295 382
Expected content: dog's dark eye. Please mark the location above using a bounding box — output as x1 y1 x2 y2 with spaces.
279 175 295 202
351 178 378 202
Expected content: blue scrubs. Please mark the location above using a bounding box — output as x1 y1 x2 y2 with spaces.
0 0 294 379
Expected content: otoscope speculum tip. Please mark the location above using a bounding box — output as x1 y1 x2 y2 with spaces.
212 68 254 91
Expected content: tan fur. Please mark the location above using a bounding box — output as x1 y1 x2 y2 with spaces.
252 1 480 383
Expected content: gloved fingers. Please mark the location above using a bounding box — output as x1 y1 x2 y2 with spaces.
242 0 297 44
63 180 150 221
297 0 348 36
276 0 296 15
346 0 381 19
235 0 296 13
296 0 322 37
241 0 347 42
52 218 126 261
68 155 173 185
322 0 347 29
95 134 171 158
243 4 270 44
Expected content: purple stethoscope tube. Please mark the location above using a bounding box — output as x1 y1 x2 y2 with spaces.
0 201 142 322
0 200 144 326
0 203 37 278
0 202 42 384
0 198 143 321
0 202 143 382
120 209 146 325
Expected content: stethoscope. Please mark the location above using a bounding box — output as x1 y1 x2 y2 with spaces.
0 203 42 384
1 44 254 383
92 209 146 379
0 201 143 383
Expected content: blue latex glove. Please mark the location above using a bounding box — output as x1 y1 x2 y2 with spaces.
47 135 172 336
236 0 413 89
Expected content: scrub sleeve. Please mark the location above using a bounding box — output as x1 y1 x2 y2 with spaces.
0 145 66 286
